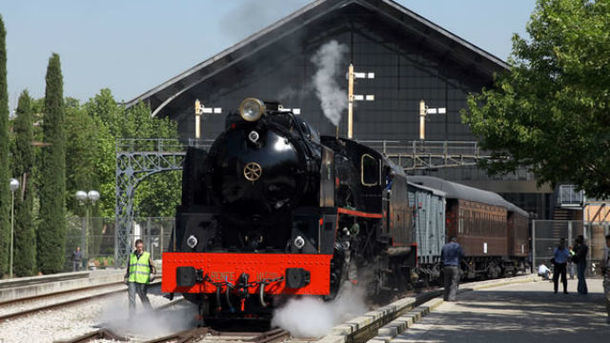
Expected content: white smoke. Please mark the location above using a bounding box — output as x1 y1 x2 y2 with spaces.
98 296 197 339
310 40 349 126
271 282 367 338
220 0 310 41
277 85 310 104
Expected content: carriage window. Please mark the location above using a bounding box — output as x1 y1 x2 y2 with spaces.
361 154 379 186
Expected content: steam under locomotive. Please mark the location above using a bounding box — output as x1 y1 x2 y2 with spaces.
162 98 417 318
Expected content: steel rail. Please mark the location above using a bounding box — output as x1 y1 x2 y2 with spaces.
54 328 129 343
58 298 187 343
0 281 160 322
0 273 88 290
142 328 290 343
0 281 125 307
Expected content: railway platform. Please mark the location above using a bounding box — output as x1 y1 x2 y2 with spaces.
381 278 609 343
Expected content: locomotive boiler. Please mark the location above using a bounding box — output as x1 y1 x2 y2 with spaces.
162 98 417 319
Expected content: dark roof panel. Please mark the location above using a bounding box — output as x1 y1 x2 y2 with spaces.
126 0 508 117
409 175 528 217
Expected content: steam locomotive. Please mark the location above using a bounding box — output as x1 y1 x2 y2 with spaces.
162 98 417 318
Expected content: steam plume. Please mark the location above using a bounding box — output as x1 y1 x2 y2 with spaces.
311 40 349 126
271 282 367 338
98 297 197 339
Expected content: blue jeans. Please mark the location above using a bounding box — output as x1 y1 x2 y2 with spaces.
128 282 152 316
577 262 588 294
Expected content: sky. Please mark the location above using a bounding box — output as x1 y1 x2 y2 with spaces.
1 0 536 111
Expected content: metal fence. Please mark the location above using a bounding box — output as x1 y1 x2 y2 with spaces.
64 217 174 271
532 220 609 276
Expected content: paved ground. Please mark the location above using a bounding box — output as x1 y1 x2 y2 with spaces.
393 278 609 343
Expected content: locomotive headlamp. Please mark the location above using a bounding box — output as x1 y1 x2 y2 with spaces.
294 236 306 249
186 235 198 249
239 98 265 122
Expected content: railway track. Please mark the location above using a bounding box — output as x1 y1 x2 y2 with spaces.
0 280 161 322
57 326 290 343
0 272 89 291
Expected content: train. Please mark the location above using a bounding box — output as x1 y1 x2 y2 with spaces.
408 176 530 285
162 98 417 319
161 98 530 320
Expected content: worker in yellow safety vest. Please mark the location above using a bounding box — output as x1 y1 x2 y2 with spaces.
124 239 156 316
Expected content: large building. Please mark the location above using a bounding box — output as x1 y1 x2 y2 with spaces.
127 0 555 218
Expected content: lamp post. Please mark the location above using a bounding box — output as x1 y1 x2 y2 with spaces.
9 178 20 278
75 190 100 268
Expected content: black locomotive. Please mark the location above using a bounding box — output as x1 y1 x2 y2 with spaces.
162 98 417 318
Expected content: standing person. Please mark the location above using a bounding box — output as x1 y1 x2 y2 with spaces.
71 246 82 271
125 239 156 316
441 236 465 302
568 245 575 279
602 234 610 324
573 235 588 295
552 238 570 294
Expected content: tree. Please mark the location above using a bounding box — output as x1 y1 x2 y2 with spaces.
84 90 181 219
64 98 100 216
37 54 66 274
126 102 181 218
11 91 36 276
84 89 122 218
0 15 10 276
463 0 610 198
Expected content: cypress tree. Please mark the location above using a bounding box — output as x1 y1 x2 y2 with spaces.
12 91 36 276
0 15 10 276
37 54 66 274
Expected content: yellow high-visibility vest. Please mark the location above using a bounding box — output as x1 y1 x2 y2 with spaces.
128 251 151 284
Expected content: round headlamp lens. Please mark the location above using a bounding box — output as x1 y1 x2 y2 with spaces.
239 98 265 122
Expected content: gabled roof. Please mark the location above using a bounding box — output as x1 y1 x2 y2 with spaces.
409 176 529 217
408 181 447 198
127 0 508 117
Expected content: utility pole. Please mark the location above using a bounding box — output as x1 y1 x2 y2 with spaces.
9 178 19 278
346 64 375 139
419 100 426 140
194 99 222 139
418 99 446 140
347 64 354 139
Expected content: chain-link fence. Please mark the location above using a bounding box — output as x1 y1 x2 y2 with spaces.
532 220 609 276
64 217 173 271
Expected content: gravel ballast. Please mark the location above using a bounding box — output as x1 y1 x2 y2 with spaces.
0 292 189 343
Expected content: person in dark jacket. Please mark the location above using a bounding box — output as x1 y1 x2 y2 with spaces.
441 236 465 302
71 246 82 271
573 235 588 295
553 238 570 294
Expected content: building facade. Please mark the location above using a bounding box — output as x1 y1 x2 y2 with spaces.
127 0 554 218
